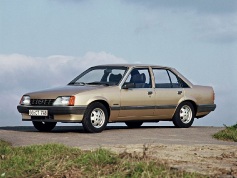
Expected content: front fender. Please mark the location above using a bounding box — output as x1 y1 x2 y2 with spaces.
86 96 109 106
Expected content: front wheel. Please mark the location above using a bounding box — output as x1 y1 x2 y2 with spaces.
32 121 56 132
82 102 108 133
173 102 195 128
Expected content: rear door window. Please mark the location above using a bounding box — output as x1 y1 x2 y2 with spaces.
153 69 182 88
153 69 172 88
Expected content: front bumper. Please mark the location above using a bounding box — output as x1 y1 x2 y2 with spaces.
17 105 86 115
17 105 87 122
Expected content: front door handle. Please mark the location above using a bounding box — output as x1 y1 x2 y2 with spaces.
177 91 182 95
148 91 153 95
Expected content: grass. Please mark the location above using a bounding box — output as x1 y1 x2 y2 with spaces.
213 123 237 142
0 140 206 178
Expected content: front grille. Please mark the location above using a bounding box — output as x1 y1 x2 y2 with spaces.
31 99 55 106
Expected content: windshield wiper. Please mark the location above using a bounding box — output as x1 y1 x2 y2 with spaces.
69 82 86 86
87 82 110 86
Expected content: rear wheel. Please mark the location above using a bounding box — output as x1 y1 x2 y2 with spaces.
173 102 194 128
82 102 108 133
32 121 56 132
125 121 143 128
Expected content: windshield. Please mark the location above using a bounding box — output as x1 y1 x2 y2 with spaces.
69 66 128 86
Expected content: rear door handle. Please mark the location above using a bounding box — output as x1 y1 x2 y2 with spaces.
177 91 182 95
148 91 153 95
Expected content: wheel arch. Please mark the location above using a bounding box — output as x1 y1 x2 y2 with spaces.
174 100 197 117
87 99 111 119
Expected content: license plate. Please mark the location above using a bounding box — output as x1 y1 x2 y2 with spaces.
29 110 48 116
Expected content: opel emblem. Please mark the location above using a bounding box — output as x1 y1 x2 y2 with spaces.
37 99 43 105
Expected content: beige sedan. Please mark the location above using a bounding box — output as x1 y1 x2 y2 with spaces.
17 64 216 133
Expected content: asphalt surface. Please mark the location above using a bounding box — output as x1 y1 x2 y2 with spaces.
0 125 236 149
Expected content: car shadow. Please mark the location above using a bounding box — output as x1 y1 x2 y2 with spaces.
0 125 176 133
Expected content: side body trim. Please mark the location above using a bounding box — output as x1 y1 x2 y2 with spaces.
111 105 177 111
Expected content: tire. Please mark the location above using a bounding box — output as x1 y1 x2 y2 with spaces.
173 102 194 128
32 121 56 132
82 102 108 133
125 121 143 128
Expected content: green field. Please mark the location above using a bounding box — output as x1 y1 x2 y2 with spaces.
0 140 205 178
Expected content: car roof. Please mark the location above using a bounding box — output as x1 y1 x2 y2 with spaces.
95 64 170 68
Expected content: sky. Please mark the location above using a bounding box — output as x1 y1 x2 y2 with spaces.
0 0 236 127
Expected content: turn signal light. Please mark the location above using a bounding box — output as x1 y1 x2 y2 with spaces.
69 96 75 106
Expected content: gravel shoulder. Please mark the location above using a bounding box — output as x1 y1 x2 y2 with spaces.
103 143 237 177
0 125 236 177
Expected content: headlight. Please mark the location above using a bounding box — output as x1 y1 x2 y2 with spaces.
20 95 31 105
53 96 75 106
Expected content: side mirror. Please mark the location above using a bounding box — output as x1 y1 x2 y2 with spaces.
122 83 135 89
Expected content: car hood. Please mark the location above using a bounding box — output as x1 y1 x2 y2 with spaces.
26 85 105 99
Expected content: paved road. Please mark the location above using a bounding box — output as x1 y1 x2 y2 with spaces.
0 125 236 149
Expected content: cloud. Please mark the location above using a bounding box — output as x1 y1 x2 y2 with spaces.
195 13 237 43
126 0 237 44
125 0 237 14
0 52 235 127
53 0 87 3
0 52 127 126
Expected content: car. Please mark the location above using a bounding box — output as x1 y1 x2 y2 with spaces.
17 64 216 133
